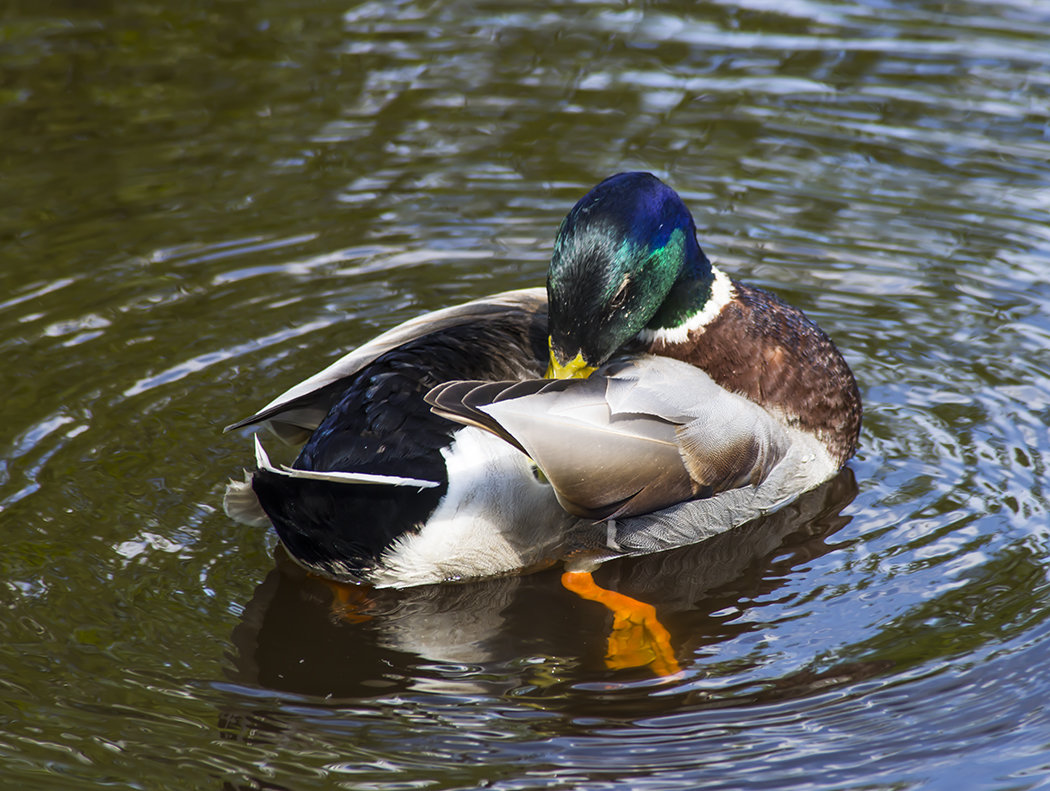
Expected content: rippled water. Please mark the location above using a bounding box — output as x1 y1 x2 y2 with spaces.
4 1 1050 788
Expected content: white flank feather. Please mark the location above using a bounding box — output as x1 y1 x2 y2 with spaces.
371 428 570 587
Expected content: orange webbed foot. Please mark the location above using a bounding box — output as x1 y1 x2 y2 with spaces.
562 570 680 676
308 574 373 624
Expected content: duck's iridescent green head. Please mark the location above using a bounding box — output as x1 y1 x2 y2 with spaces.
546 172 713 379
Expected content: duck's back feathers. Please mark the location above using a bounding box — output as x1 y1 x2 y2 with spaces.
427 356 790 521
226 287 548 443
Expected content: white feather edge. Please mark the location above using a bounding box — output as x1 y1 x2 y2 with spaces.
252 435 439 488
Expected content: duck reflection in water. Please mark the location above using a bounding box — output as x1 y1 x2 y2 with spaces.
226 468 858 697
224 173 861 677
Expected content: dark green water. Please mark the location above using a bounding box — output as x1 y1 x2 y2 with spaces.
4 1 1050 788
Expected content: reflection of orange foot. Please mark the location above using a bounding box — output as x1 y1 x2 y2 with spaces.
562 571 680 676
309 574 373 624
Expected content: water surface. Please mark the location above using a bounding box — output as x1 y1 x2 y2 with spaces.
3 1 1050 788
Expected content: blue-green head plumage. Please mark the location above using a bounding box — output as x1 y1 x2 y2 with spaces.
546 172 714 373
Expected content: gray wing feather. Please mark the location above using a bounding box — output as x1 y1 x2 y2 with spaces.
428 355 791 520
481 390 693 519
604 357 789 491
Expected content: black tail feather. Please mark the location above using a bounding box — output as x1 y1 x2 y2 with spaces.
251 469 447 581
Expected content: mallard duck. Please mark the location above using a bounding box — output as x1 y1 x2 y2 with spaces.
225 172 861 671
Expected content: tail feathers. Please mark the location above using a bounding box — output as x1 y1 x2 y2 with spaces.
251 467 447 582
224 471 270 527
225 435 447 582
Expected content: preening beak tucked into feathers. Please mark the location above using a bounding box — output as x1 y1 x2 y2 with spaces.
545 172 716 376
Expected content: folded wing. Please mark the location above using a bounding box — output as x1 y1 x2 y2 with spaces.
426 356 789 520
225 287 547 443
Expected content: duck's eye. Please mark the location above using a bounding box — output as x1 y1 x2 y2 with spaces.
609 277 631 309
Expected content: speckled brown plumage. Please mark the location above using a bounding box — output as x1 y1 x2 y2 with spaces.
646 282 862 465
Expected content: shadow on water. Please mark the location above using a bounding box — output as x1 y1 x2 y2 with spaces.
223 468 859 713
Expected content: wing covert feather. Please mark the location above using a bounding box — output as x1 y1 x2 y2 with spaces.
426 355 793 520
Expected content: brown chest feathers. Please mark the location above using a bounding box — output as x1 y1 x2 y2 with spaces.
647 282 862 465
